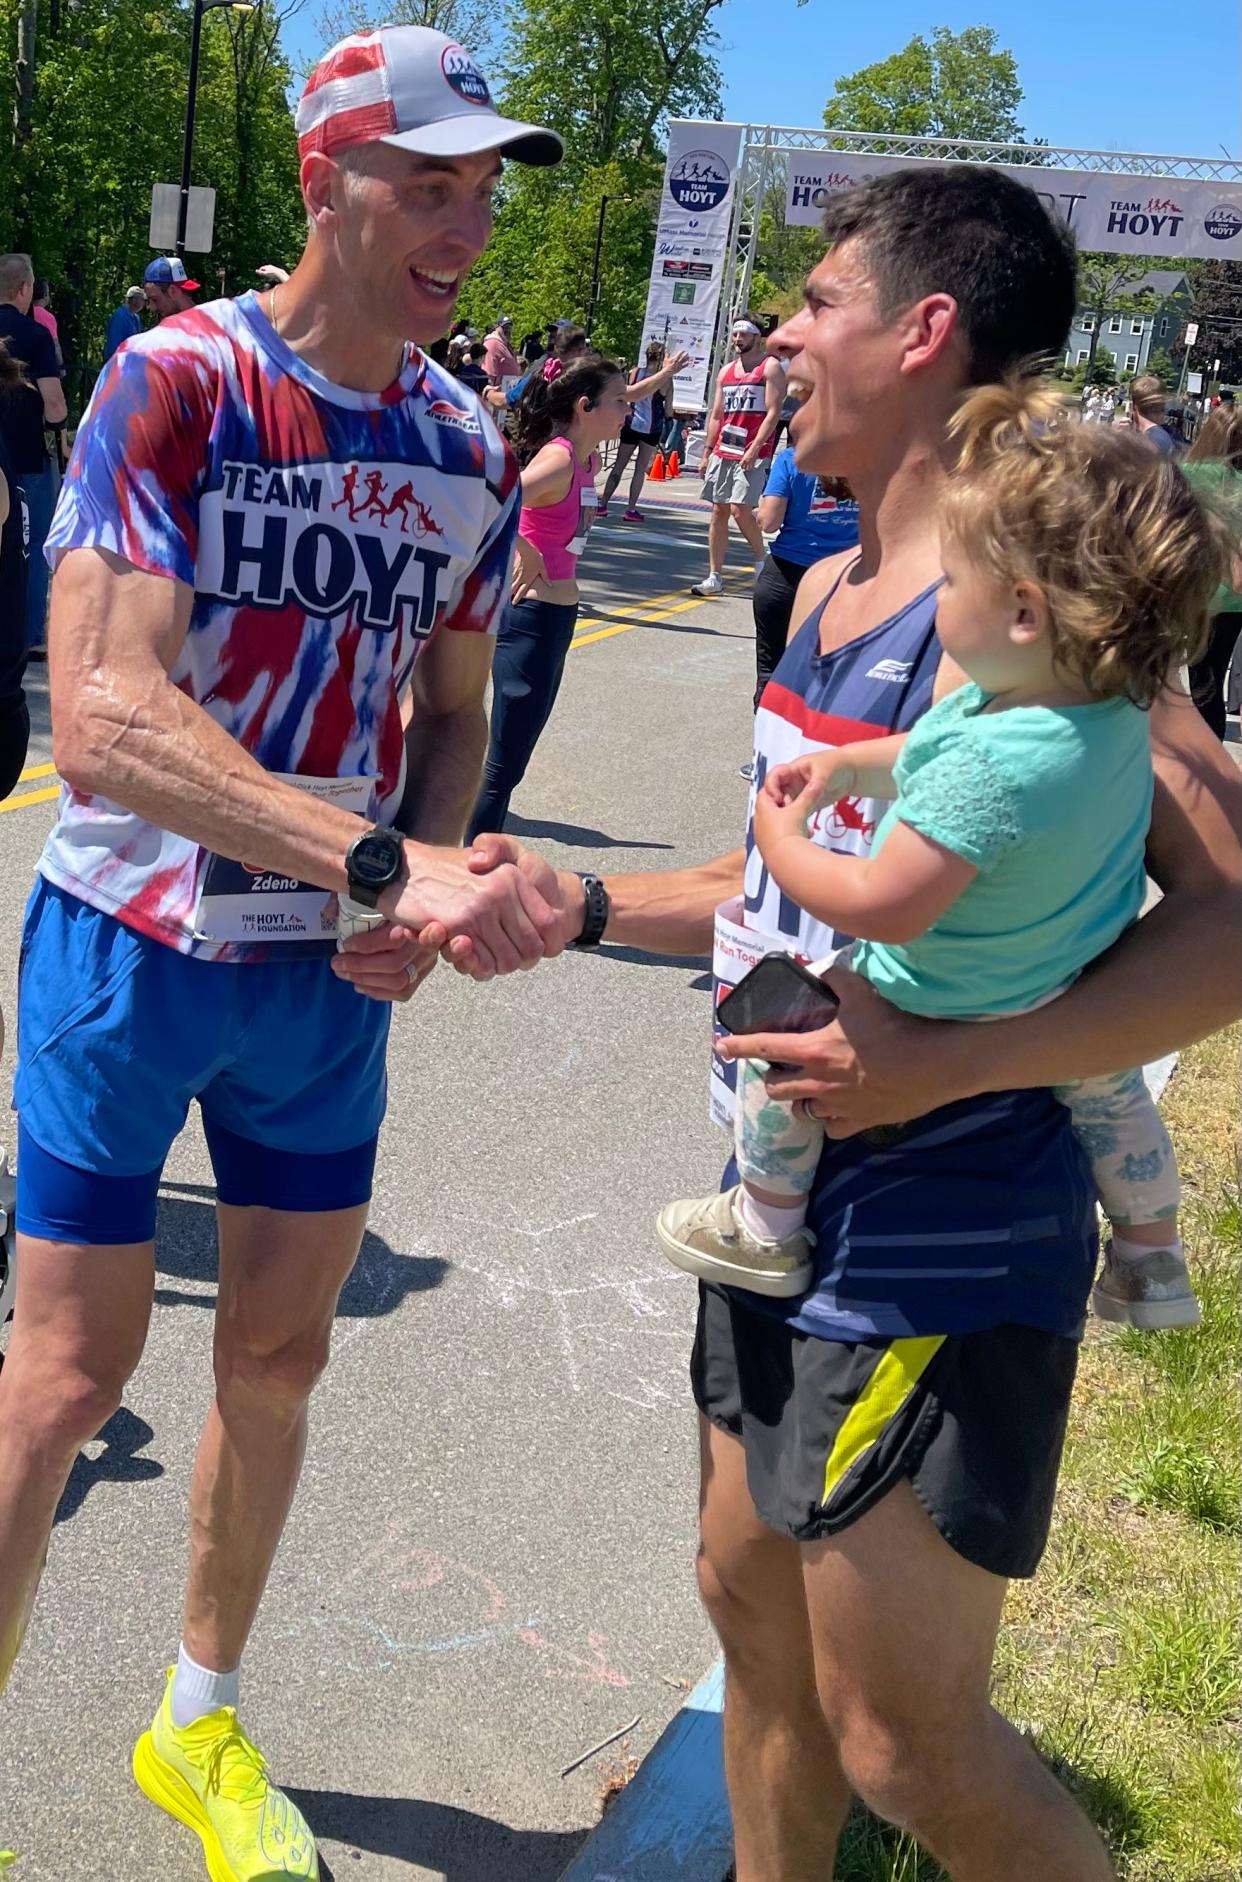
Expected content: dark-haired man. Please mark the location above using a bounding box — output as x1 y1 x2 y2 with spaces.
447 165 1242 1880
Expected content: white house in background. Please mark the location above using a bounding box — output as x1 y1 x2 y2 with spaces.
1064 269 1192 376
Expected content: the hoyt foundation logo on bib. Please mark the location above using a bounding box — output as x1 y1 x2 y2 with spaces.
197 459 455 635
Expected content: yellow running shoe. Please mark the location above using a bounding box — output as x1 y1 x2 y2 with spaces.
133 1669 318 1881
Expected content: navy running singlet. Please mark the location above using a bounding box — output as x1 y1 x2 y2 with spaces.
733 564 1097 1344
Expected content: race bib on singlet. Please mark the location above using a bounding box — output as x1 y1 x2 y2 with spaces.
718 422 750 457
193 773 377 944
566 487 595 558
708 897 795 1130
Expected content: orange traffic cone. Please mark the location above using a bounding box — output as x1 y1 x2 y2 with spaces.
667 449 681 478
649 451 667 481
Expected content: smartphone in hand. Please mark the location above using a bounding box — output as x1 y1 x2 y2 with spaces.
717 953 839 1042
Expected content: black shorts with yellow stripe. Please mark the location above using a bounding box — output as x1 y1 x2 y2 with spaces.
691 1283 1079 1580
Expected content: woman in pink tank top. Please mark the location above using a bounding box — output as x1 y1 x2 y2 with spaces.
469 355 628 838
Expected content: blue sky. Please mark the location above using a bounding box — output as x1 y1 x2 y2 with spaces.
289 2 1240 163
713 1 1241 159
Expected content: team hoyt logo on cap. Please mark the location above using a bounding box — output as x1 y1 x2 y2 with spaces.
294 24 562 166
441 44 490 106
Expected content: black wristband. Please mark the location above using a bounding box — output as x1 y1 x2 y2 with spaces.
572 873 610 948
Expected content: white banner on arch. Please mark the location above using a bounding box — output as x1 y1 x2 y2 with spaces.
784 153 1242 262
642 121 746 413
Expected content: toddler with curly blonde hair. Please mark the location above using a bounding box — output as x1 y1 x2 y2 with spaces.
659 378 1223 1327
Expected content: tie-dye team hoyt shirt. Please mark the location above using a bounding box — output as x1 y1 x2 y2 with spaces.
43 292 519 960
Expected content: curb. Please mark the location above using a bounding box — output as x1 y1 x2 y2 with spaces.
558 1661 730 1881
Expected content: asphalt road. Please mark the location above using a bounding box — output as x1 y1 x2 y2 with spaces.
0 487 761 1881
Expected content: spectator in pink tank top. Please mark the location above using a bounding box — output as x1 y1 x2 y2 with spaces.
469 354 628 837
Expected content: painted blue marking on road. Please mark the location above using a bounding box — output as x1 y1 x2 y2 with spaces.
559 1659 730 1881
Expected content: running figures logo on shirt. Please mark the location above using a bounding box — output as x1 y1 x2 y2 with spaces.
668 151 730 211
441 44 491 105
196 460 453 635
1205 204 1242 244
865 658 914 683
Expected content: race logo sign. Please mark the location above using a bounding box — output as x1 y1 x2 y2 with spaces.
668 150 731 211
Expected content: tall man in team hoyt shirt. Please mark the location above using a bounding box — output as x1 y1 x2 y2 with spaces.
0 27 567 1881
690 314 786 598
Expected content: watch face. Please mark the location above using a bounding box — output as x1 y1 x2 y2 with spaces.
349 829 402 888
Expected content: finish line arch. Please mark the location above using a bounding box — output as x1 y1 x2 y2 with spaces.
641 123 1242 411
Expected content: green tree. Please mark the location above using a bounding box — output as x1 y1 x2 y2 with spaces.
313 0 496 71
1184 259 1242 383
823 25 1030 145
1076 254 1161 370
0 0 307 394
453 0 726 357
501 0 723 175
1071 351 1117 391
1144 346 1177 385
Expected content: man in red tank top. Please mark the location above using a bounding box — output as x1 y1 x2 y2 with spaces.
690 315 785 598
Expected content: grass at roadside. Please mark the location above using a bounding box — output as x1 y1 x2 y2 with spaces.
993 1026 1240 1882
736 1028 1241 1881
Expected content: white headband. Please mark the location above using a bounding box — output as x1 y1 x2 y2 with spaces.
733 321 761 337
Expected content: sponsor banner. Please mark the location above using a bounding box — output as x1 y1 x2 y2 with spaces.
643 122 745 411
709 898 786 1131
784 153 1242 262
655 236 726 261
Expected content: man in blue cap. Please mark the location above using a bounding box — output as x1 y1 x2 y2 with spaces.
142 254 199 321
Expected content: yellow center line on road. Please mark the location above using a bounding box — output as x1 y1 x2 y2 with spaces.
19 761 56 783
570 570 752 652
0 783 60 814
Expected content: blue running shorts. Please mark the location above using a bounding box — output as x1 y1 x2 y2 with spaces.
15 878 390 1244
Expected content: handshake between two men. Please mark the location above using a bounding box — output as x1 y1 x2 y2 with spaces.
330 832 583 1003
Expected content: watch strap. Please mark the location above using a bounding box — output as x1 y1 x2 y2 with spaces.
572 873 609 948
337 894 389 946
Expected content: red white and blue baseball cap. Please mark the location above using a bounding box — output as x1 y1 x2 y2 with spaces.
296 26 562 168
144 255 200 292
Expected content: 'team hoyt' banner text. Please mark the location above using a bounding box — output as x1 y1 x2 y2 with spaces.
785 153 1242 263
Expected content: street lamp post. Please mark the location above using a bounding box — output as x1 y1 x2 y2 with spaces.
176 0 256 259
586 193 633 338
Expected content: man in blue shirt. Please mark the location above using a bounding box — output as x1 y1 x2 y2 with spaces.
102 286 147 361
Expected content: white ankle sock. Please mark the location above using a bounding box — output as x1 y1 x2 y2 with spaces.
1111 1232 1183 1266
740 1190 806 1245
171 1643 241 1728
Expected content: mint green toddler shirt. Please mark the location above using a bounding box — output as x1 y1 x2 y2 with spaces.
853 682 1151 1018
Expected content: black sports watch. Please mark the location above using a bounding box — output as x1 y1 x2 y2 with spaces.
344 825 404 909
572 873 610 948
